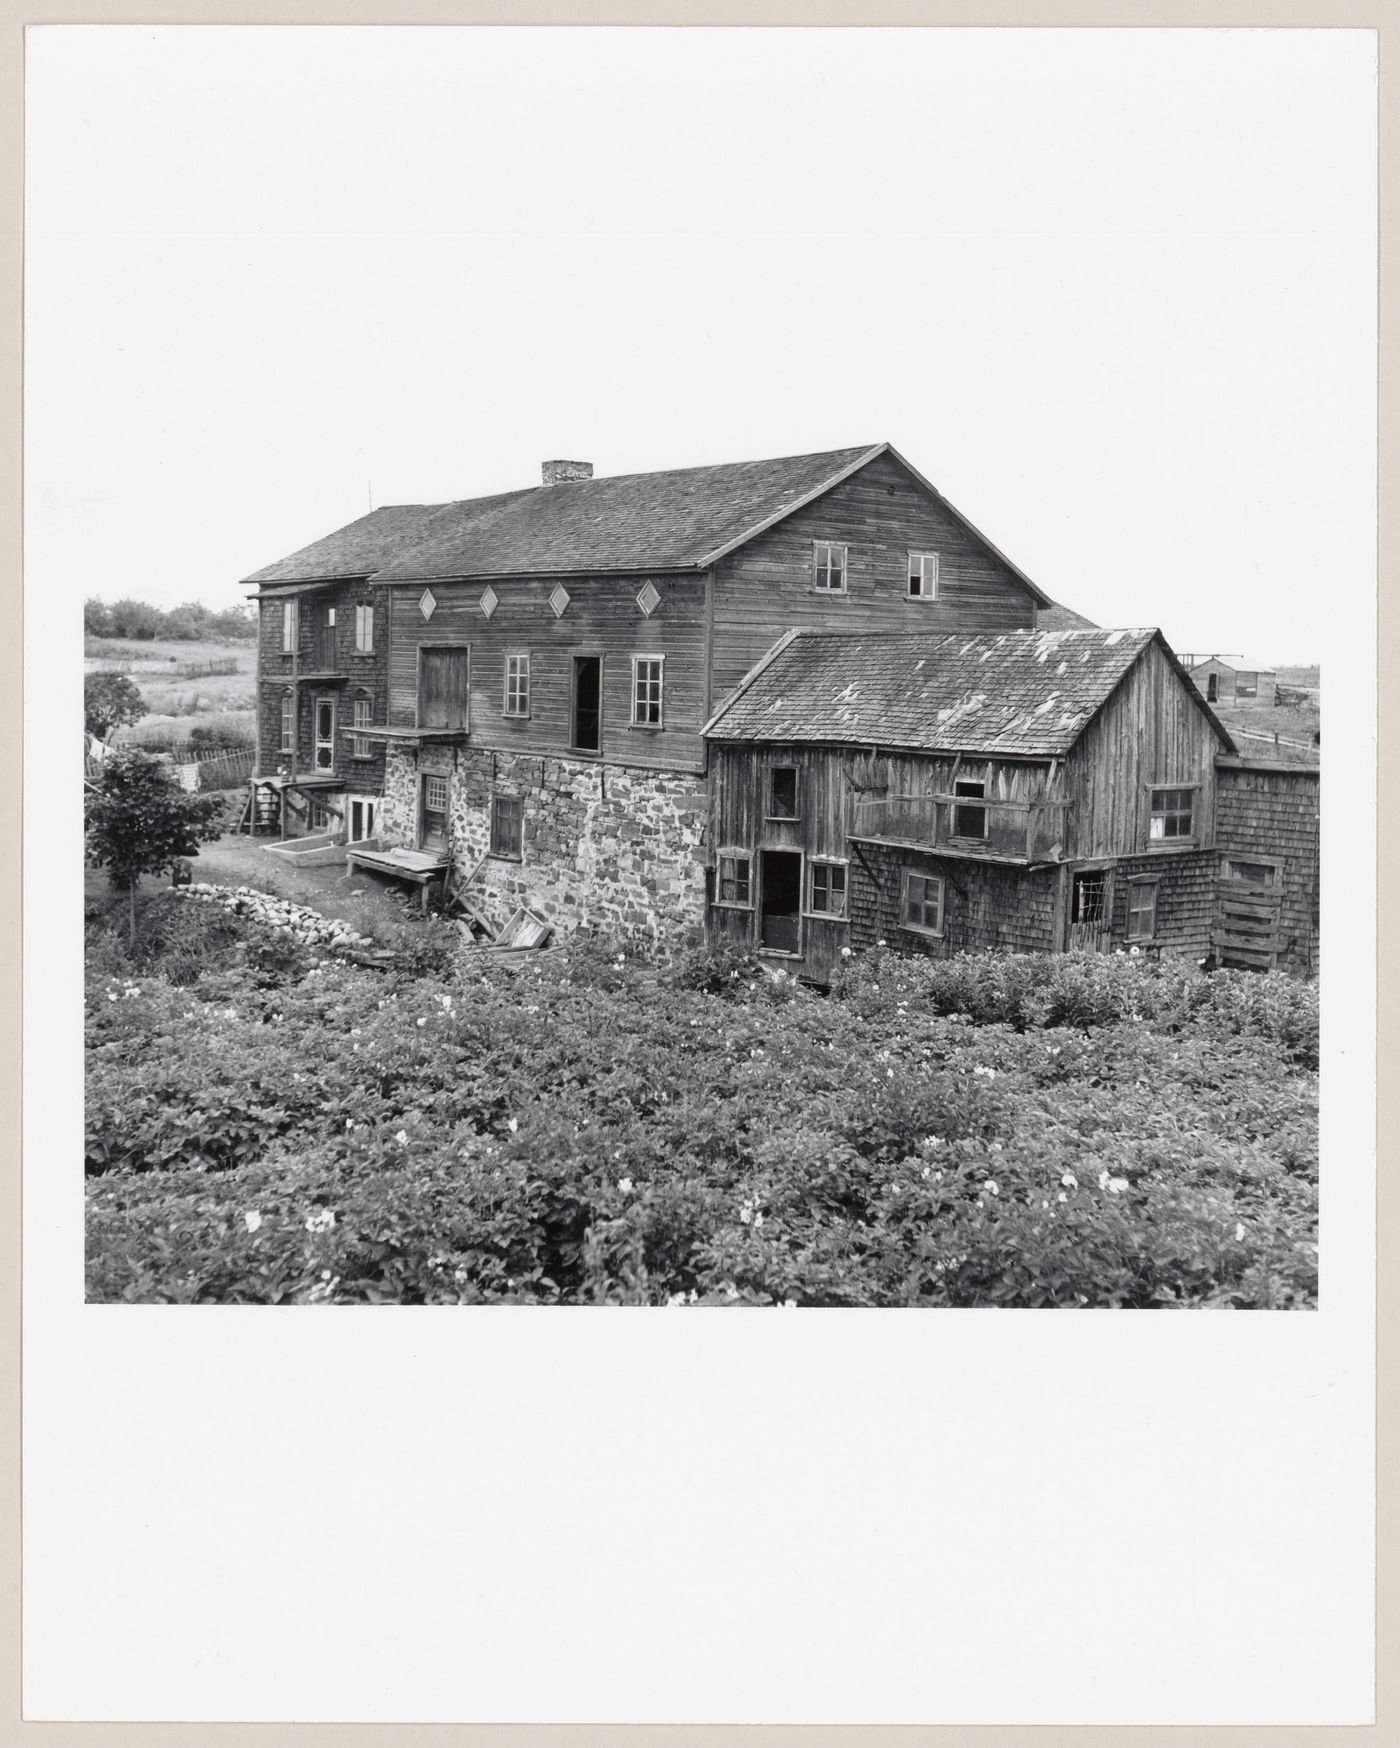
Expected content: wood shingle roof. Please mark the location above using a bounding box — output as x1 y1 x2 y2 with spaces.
704 627 1179 757
240 502 457 585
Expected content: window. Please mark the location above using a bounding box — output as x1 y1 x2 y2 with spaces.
351 690 373 759
769 765 799 819
808 859 847 918
314 694 336 772
632 655 664 727
355 603 374 654
424 774 449 813
1236 672 1258 699
813 541 847 593
717 852 752 908
1071 868 1108 923
490 793 523 860
908 552 939 598
1149 786 1195 841
281 599 298 653
952 778 987 839
901 871 945 936
278 689 294 754
1206 672 1219 702
1222 857 1280 888
504 653 531 718
1126 880 1158 941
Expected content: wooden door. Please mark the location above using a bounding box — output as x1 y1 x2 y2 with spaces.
760 850 802 955
313 694 336 773
418 647 470 730
419 773 450 853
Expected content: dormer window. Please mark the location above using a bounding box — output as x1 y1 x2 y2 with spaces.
813 541 847 593
908 552 939 599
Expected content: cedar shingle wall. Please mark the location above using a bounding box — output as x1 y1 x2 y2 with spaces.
848 845 1059 959
1215 765 1320 974
255 584 388 788
1108 850 1218 961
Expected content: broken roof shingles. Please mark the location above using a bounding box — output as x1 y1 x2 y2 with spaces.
706 628 1161 757
369 447 879 582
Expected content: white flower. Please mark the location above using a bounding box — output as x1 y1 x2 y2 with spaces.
1057 1191 1068 1204
304 1209 336 1234
506 1116 519 1134
983 1179 999 1196
395 1129 408 1145
1061 1172 1078 1189
243 1211 262 1233
617 1177 633 1195
753 1211 764 1229
739 1200 753 1225
1106 1177 1129 1196
840 946 852 958
1098 1169 1111 1190
1234 1221 1246 1242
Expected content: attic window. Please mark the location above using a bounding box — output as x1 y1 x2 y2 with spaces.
769 766 799 820
908 552 939 599
813 541 847 593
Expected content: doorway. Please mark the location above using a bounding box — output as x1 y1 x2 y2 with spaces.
760 850 802 955
349 797 377 843
419 773 450 854
572 656 602 752
314 694 336 772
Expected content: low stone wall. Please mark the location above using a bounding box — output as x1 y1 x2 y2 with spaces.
380 745 708 945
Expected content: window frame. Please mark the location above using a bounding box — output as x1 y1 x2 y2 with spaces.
503 652 531 720
812 540 848 595
1221 855 1282 889
716 848 754 910
805 857 849 920
350 689 374 760
907 551 940 600
278 688 294 755
951 777 989 841
1146 783 1199 846
1125 876 1160 942
1070 865 1111 925
630 654 664 729
900 869 945 938
489 791 524 862
313 692 336 773
281 599 298 654
354 602 375 655
768 764 800 821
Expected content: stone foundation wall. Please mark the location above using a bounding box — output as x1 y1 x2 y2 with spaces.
380 745 708 945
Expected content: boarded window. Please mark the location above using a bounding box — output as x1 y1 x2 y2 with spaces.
490 793 523 859
1222 857 1279 888
504 654 530 717
901 871 944 936
718 852 752 907
351 691 372 758
1072 868 1107 923
279 689 294 753
1149 787 1194 841
1127 881 1158 940
813 541 847 592
281 600 298 653
769 766 799 819
355 603 374 654
953 778 987 839
632 655 663 726
808 860 847 917
908 552 939 598
418 647 470 730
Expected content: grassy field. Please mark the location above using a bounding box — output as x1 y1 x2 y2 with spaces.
1214 698 1320 765
86 637 257 744
84 859 1319 1309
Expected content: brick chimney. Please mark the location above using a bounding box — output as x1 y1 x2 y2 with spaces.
542 459 593 487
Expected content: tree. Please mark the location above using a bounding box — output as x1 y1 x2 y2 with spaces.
84 751 225 944
106 598 164 641
84 597 115 637
84 671 146 742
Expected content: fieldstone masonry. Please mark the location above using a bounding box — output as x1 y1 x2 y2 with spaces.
380 746 708 945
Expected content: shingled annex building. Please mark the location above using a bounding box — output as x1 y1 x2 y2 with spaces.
241 445 1318 976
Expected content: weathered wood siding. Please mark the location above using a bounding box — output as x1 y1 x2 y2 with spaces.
1064 639 1223 860
709 451 1040 701
384 574 709 772
1214 761 1320 974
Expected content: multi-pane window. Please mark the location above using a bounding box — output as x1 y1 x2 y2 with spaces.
813 541 847 592
808 860 847 918
632 655 664 726
355 603 374 653
1127 880 1158 941
281 600 298 653
717 852 752 908
1148 786 1195 841
279 689 294 754
901 871 944 936
769 766 799 819
504 653 530 717
351 691 373 759
952 778 987 839
424 774 449 814
908 552 939 598
490 793 523 860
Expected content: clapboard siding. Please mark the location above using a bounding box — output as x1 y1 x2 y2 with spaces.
710 451 1039 699
1064 639 1223 860
385 574 709 772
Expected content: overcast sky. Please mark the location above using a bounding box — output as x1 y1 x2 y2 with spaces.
26 25 1375 664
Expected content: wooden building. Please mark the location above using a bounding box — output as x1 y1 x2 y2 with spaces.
703 627 1241 984
1184 656 1278 708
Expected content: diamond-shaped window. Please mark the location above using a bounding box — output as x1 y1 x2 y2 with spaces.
636 580 661 618
479 585 498 619
549 584 571 619
418 589 437 621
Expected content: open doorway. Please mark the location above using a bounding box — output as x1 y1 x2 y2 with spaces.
572 656 602 751
760 850 802 955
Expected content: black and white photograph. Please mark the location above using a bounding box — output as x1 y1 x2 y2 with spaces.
23 17 1375 1728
